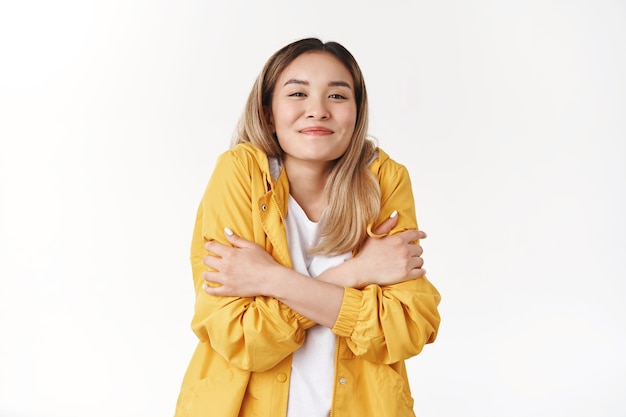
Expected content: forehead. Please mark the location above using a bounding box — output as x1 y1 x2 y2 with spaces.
278 52 353 86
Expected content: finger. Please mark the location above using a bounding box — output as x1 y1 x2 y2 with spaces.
399 229 427 240
395 229 421 243
203 253 223 269
408 244 424 258
203 281 226 295
372 211 399 235
398 229 428 243
408 229 427 240
204 240 230 258
202 271 224 285
224 227 253 249
407 259 426 278
411 268 427 279
410 256 424 270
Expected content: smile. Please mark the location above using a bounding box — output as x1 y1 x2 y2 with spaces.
299 127 334 135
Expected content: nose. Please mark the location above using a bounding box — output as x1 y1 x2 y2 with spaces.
306 97 330 120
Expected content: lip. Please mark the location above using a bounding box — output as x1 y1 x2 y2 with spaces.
299 126 334 135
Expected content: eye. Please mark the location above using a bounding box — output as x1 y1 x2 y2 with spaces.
288 92 306 97
329 93 347 100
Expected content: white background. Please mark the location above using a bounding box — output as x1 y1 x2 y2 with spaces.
1 1 625 416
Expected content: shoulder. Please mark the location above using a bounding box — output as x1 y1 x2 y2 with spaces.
218 142 268 165
368 147 411 182
214 143 270 174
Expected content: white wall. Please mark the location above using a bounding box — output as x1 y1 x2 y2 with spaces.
1 1 624 416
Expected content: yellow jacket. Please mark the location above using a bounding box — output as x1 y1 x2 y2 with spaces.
174 143 441 417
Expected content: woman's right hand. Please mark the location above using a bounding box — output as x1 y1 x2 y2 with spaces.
350 213 427 288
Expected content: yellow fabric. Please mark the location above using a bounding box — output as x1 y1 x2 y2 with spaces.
174 143 441 417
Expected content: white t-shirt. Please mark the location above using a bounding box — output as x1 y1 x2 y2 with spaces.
285 195 352 417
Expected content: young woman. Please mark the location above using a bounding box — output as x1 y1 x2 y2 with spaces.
174 38 441 417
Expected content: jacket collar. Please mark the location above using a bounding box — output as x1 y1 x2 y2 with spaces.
237 143 290 218
238 142 390 212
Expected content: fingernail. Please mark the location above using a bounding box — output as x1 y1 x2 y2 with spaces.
224 227 233 236
389 210 398 218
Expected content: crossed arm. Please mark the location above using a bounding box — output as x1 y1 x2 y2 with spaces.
202 214 427 328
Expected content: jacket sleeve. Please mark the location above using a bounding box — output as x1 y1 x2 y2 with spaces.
189 149 312 372
331 159 441 364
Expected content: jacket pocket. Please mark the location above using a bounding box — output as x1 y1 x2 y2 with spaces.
374 364 414 412
175 369 250 417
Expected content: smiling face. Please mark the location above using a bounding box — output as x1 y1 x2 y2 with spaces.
269 52 357 170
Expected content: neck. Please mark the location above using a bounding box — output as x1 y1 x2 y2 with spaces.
284 158 331 222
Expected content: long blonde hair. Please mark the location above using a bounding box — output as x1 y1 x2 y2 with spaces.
233 38 380 256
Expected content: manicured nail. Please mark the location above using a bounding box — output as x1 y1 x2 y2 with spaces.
389 210 398 218
224 227 233 236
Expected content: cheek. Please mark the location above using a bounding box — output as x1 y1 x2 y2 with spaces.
272 103 299 129
338 106 357 132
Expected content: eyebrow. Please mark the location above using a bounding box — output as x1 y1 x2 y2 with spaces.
283 79 352 89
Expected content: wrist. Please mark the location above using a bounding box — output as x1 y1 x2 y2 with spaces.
342 258 364 288
318 258 363 289
263 264 300 298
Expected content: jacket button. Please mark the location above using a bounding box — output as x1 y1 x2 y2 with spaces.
277 373 287 383
261 204 267 211
339 377 346 385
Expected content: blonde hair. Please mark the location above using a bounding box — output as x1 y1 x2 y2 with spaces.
233 38 380 256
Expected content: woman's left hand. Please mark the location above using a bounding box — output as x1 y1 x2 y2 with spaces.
202 228 279 297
